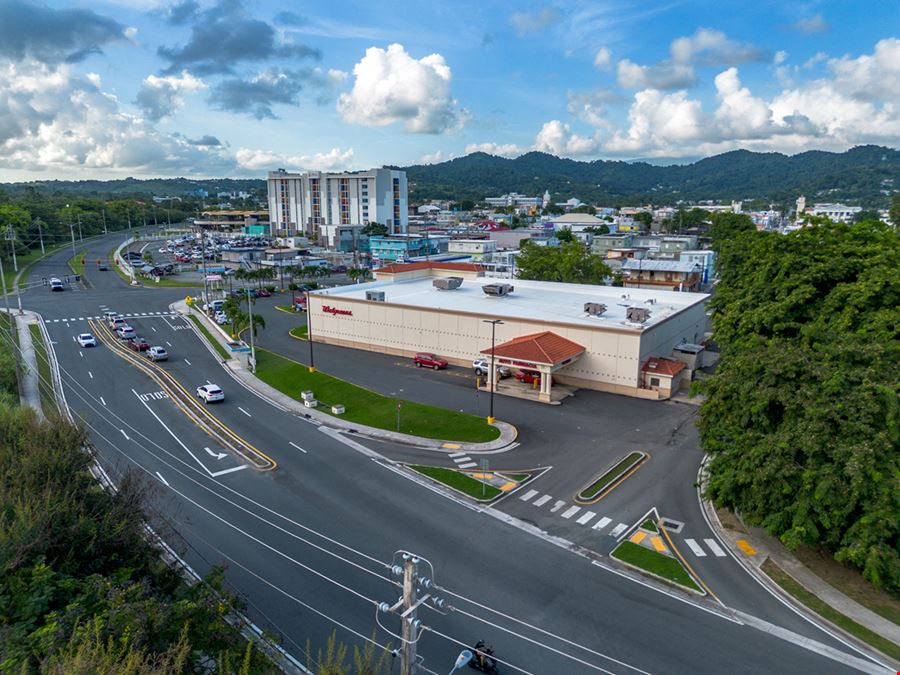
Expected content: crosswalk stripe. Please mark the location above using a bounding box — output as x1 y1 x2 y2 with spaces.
609 523 628 537
452 455 472 463
457 461 477 469
704 538 727 557
520 489 539 502
141 312 149 316
685 539 707 557
448 451 467 458
593 516 612 530
576 511 596 525
560 506 581 519
78 317 84 320
549 500 566 513
532 494 552 507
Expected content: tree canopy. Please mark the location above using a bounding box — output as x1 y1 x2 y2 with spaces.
699 220 899 590
515 240 611 285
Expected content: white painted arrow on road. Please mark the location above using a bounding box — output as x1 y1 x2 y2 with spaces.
204 447 227 460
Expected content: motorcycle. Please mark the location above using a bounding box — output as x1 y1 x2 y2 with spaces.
469 643 499 674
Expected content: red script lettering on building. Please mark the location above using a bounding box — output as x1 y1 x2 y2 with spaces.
323 305 353 316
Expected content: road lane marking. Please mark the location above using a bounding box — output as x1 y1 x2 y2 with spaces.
576 511 596 525
704 538 727 557
120 429 130 440
519 489 539 502
79 351 83 358
457 461 477 469
204 447 227 460
685 538 707 557
78 317 83 320
99 396 106 406
448 451 467 458
609 523 628 537
561 505 581 519
155 471 169 486
237 406 252 417
549 500 566 513
184 358 191 365
289 441 307 454
736 539 757 556
88 371 93 379
533 494 552 507
151 326 157 332
592 516 612 531
165 341 172 346
210 465 248 477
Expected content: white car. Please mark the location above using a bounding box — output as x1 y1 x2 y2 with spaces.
147 346 168 361
473 358 511 378
214 311 229 325
77 333 97 348
196 384 224 403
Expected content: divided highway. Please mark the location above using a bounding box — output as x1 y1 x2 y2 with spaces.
16 231 888 674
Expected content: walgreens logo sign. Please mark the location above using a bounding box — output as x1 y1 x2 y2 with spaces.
323 305 353 316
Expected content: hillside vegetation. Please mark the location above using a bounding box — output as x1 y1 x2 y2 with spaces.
699 220 899 591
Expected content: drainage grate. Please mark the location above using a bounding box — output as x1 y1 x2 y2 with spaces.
660 518 684 533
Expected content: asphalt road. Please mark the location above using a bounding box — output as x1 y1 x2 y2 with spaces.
14 231 889 674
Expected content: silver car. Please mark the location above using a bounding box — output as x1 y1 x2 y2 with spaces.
473 358 511 378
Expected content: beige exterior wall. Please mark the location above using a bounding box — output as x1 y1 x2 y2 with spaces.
308 294 708 397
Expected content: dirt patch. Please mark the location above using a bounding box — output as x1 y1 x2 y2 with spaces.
791 545 900 625
715 507 748 534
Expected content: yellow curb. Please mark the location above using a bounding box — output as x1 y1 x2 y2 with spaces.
737 539 757 556
470 472 494 479
658 520 717 601
499 481 517 492
630 531 647 544
442 443 461 449
650 536 666 552
274 305 299 315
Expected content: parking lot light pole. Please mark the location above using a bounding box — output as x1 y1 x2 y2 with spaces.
483 319 503 424
306 290 315 372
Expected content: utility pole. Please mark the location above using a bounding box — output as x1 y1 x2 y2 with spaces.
483 319 502 424
77 212 83 242
69 223 77 259
102 209 107 235
35 219 45 254
400 556 418 675
0 255 23 398
6 227 23 315
246 287 255 372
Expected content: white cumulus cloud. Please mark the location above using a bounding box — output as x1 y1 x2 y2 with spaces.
464 142 523 157
235 146 354 171
670 28 766 66
617 59 695 89
337 43 462 134
533 120 599 156
134 70 206 121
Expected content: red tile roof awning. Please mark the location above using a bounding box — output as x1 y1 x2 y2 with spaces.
641 357 686 377
374 261 484 274
481 331 584 366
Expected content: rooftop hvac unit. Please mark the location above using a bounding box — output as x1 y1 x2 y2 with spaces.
482 283 514 297
433 276 463 291
584 302 607 316
365 290 385 302
626 306 651 323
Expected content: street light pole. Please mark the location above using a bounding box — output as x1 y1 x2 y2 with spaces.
246 287 255 372
483 319 503 424
305 290 315 372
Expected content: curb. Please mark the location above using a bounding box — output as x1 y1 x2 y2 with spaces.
173 301 519 452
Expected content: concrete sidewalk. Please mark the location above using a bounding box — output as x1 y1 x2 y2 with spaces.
174 301 518 452
705 496 900 662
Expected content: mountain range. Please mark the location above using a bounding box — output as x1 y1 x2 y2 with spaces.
2 146 897 207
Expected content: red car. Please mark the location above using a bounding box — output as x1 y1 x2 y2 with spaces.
413 353 448 370
128 337 150 351
257 288 271 297
515 369 551 385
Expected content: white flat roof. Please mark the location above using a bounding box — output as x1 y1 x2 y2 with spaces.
314 277 708 330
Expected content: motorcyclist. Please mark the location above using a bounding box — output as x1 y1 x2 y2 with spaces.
472 640 493 671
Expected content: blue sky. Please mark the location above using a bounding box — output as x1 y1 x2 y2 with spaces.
0 0 897 179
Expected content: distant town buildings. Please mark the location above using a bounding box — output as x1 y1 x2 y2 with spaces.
267 168 408 239
483 191 549 210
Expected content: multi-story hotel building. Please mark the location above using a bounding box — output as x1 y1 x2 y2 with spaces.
267 168 408 238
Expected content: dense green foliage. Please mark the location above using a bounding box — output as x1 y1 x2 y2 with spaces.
402 146 900 206
699 221 899 591
0 397 274 672
515 240 611 285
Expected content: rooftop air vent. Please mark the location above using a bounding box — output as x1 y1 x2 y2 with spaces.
433 276 463 291
626 307 651 323
365 290 385 302
482 283 514 297
584 302 607 316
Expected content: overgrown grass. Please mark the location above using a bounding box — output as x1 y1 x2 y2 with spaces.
187 314 230 361
254 348 500 443
289 325 308 340
578 451 645 500
613 541 700 591
29 324 56 414
3 245 65 291
762 559 900 662
409 465 501 501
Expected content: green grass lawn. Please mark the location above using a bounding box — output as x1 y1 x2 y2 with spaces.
254 348 500 443
68 254 85 278
642 519 659 533
613 541 700 591
579 451 645 500
502 472 530 482
29 324 56 414
409 465 501 501
2 245 66 291
187 314 230 361
289 325 308 340
762 559 900 662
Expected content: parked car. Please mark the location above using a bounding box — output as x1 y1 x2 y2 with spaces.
128 337 150 351
77 333 96 348
214 312 229 325
102 311 117 321
117 326 135 340
473 358 511 378
413 353 448 370
515 370 552 385
196 384 224 403
147 346 168 361
257 288 271 297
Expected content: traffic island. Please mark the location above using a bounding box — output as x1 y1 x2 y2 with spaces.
612 530 702 593
408 465 504 502
575 451 647 503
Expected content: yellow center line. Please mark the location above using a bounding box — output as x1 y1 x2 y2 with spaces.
658 520 719 601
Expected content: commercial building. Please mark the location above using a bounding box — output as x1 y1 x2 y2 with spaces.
484 191 549 209
621 259 703 292
307 262 708 402
810 202 862 223
448 239 497 260
267 168 408 238
194 210 269 234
